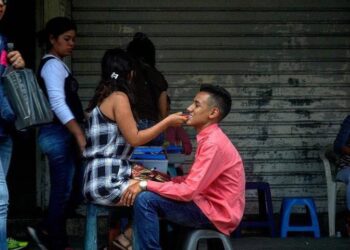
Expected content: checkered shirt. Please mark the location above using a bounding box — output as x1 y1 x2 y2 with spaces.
83 107 133 206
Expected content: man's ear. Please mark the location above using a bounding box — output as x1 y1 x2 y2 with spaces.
209 107 220 120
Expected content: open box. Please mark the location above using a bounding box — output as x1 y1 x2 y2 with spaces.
130 146 168 173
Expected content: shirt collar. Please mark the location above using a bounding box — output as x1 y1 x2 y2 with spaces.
196 123 219 142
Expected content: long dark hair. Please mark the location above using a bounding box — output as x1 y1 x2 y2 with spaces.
37 16 77 51
126 32 156 67
86 48 136 115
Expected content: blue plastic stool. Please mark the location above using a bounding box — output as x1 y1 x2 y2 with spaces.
236 182 276 237
280 197 320 238
84 203 112 250
182 229 234 250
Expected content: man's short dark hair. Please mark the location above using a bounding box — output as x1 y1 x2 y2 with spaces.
200 84 232 121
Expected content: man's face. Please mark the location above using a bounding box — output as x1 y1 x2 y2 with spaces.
185 91 215 131
0 1 7 21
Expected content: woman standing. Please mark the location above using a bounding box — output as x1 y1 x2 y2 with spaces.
0 0 27 249
126 32 169 146
27 17 85 250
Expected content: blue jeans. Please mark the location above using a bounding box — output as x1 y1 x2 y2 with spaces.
336 166 350 211
132 191 213 250
38 123 77 249
0 136 12 250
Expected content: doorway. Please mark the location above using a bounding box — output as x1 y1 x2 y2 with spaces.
2 0 38 217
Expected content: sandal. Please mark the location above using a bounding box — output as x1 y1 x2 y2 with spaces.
112 233 132 250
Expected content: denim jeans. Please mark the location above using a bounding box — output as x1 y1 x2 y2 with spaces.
336 166 350 211
38 123 77 249
0 136 12 250
132 191 214 250
137 119 164 146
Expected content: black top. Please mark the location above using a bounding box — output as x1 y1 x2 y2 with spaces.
133 60 168 122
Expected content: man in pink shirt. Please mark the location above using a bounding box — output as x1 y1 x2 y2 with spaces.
121 84 245 250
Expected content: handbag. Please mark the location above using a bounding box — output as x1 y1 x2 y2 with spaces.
132 164 170 182
2 67 53 130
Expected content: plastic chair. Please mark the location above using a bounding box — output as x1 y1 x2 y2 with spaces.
182 229 234 250
319 144 343 237
235 181 276 237
280 197 320 238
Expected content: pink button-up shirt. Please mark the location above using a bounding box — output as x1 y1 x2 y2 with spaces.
147 123 245 235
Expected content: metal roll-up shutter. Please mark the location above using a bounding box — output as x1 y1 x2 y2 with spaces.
72 0 350 213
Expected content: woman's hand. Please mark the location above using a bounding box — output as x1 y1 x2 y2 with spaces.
7 51 25 69
76 134 87 154
120 181 142 207
65 119 86 154
166 112 188 127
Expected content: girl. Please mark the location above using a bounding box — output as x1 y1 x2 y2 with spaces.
28 17 85 250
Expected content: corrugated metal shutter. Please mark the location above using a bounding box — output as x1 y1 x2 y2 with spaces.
72 0 350 213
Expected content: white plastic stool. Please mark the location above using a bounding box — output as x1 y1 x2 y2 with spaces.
182 229 233 250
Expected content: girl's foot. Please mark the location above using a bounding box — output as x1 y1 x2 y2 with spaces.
112 233 132 250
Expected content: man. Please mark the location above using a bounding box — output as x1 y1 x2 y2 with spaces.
121 84 245 250
334 115 350 236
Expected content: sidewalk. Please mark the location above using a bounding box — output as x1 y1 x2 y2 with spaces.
65 236 350 250
11 230 350 249
230 237 350 250
9 216 350 249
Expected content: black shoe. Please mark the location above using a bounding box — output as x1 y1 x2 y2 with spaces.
27 226 49 250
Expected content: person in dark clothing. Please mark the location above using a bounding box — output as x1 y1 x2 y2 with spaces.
0 0 27 249
127 32 168 146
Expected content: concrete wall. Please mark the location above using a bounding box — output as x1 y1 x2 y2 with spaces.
70 0 350 213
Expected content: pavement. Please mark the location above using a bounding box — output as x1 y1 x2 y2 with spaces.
230 237 350 250
66 236 350 250
16 233 337 250
9 214 350 250
10 231 350 250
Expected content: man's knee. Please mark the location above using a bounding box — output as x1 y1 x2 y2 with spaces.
135 191 149 207
134 191 156 210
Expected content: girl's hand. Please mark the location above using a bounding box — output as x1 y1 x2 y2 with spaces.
7 51 25 69
76 135 87 154
120 181 142 207
166 112 188 127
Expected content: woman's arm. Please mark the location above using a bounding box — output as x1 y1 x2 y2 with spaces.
42 60 86 152
65 119 86 153
112 92 187 146
340 145 350 155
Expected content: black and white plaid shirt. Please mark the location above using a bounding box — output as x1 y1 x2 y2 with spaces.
83 107 133 206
